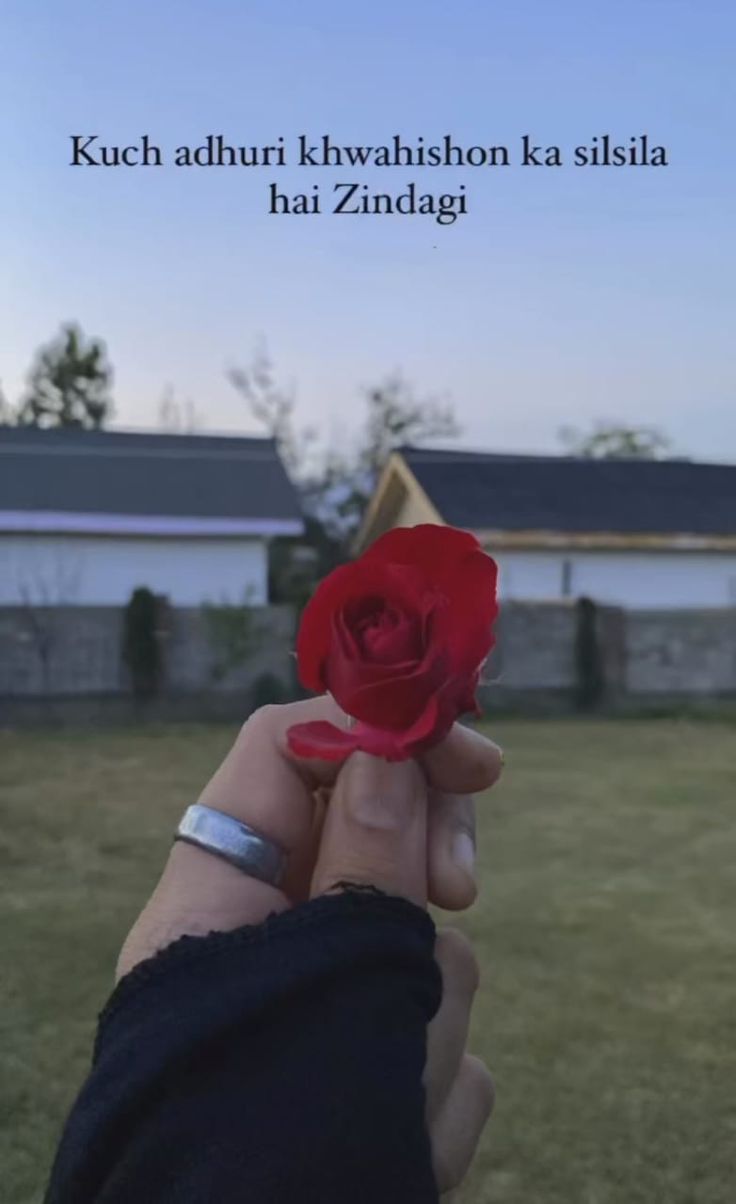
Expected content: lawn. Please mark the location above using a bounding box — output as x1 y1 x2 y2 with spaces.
1 719 735 1204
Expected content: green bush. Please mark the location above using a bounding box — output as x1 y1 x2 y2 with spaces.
202 597 259 683
122 587 164 700
574 596 605 710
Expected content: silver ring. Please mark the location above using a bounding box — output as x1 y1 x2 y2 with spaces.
175 804 287 887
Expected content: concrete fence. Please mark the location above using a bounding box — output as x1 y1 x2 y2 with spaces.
0 604 297 723
0 601 735 724
484 601 736 709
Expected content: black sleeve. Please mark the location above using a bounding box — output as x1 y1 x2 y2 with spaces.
44 890 443 1204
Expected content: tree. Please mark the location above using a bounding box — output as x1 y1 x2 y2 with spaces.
325 374 459 530
16 323 113 429
122 587 166 701
227 342 315 480
574 596 605 710
0 381 12 426
227 346 461 602
157 384 202 433
559 421 672 460
227 346 458 531
359 374 460 477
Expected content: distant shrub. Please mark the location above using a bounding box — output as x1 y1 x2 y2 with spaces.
202 594 260 683
122 587 164 700
574 596 605 710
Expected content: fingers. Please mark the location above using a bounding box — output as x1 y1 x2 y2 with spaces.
421 722 503 795
309 752 428 906
425 929 480 1119
283 788 329 901
213 698 498 911
118 696 498 977
196 704 336 906
117 704 326 975
283 697 503 797
199 703 319 851
430 1055 495 1196
425 928 493 1195
293 784 479 911
427 792 477 912
200 697 501 908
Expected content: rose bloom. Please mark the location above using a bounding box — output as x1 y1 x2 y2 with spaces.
287 524 498 762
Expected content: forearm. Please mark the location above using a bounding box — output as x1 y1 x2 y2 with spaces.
45 891 442 1204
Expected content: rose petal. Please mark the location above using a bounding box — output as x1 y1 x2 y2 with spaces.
296 560 425 691
286 709 434 764
361 524 481 593
329 645 448 730
361 523 479 564
286 673 477 765
286 720 361 762
364 527 498 676
331 610 420 688
360 609 421 664
431 550 499 675
291 524 499 762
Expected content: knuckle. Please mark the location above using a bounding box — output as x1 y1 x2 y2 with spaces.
343 754 424 826
241 703 279 737
465 1054 496 1117
465 731 503 791
432 1147 461 1196
315 862 369 894
314 850 394 896
429 1055 494 1195
449 793 476 841
435 927 481 995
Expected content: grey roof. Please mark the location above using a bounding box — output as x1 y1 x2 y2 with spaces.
401 447 736 536
0 428 303 524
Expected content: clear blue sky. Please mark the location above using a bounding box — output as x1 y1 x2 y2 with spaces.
2 0 734 460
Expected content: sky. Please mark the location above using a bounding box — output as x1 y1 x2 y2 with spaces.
1 0 735 462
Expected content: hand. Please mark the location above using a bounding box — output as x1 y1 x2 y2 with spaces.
117 696 502 1196
118 695 502 967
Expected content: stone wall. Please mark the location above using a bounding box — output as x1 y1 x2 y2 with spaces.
0 602 734 723
0 605 296 701
484 601 736 708
625 608 736 695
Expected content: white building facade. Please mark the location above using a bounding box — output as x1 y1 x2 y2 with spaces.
0 429 303 607
357 448 736 611
0 532 271 607
494 548 736 609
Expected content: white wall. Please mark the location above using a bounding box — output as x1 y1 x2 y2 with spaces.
495 549 736 609
0 534 269 606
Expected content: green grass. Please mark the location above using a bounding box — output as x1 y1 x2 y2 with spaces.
1 720 735 1203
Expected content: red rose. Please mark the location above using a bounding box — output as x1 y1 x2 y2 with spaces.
286 524 499 762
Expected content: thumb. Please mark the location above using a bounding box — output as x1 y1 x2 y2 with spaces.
309 752 428 907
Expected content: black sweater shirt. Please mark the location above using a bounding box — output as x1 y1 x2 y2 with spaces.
44 891 443 1203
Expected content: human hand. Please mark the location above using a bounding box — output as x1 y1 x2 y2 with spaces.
117 695 502 1195
118 695 502 968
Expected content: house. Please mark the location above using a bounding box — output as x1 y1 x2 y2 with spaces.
356 447 736 608
0 428 303 606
